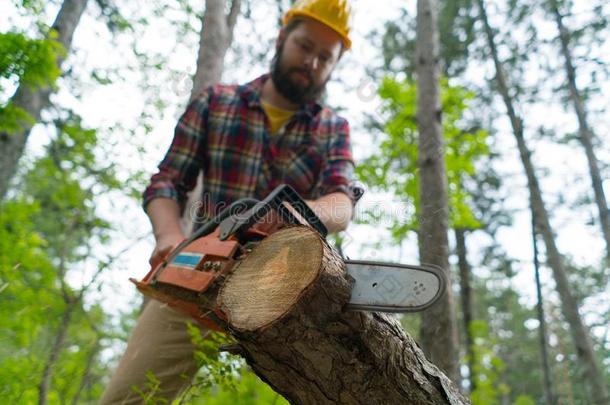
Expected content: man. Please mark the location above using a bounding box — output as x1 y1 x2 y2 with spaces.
100 0 358 403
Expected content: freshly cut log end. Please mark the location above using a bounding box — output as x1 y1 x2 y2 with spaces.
218 226 348 332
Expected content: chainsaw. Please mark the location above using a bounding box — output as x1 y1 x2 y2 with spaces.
131 184 446 331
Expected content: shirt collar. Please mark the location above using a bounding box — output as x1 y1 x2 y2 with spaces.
239 74 322 119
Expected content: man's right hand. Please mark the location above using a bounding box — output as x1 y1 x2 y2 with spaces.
145 198 186 269
149 233 185 269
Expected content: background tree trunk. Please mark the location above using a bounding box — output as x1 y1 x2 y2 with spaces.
218 226 469 405
415 0 460 382
180 0 241 235
0 0 89 201
38 302 76 405
475 0 610 402
190 0 241 101
532 214 556 405
455 228 476 392
548 0 610 266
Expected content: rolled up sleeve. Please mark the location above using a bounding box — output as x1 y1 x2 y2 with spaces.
318 119 363 205
142 93 210 211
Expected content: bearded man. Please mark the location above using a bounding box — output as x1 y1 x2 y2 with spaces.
100 1 358 403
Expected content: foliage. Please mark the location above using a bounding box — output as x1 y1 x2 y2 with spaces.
23 116 119 250
377 0 478 78
94 0 132 33
0 31 63 90
172 326 289 404
0 198 110 403
185 370 289 405
356 76 489 241
187 326 242 393
0 200 54 403
0 31 64 133
12 0 45 14
469 320 509 404
0 114 125 403
469 264 558 404
469 320 536 405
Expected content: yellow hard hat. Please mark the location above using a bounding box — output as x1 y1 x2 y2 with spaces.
282 0 353 50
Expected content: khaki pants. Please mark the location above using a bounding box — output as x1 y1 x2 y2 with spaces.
99 300 206 404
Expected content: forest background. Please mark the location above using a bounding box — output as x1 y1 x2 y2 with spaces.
1 0 609 404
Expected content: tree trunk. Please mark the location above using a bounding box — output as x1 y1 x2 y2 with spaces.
475 1 610 402
548 0 610 266
190 0 241 101
415 0 460 382
531 214 556 405
0 0 89 200
455 228 475 392
217 226 469 405
179 0 241 235
38 302 76 405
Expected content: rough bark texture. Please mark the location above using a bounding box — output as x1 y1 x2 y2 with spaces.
0 0 89 201
180 0 241 235
217 226 469 405
548 0 610 266
455 229 475 392
415 0 460 382
531 215 556 405
475 0 610 402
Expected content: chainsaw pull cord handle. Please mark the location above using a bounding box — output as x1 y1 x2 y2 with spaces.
159 198 259 271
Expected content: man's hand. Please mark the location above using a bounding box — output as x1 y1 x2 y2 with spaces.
145 198 185 268
304 192 353 234
149 232 184 269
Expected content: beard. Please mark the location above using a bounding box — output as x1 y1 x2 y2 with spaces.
270 43 329 105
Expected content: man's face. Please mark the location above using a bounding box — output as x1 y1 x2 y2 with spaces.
271 18 343 105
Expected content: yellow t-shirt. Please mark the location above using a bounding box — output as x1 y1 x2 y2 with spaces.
261 101 297 135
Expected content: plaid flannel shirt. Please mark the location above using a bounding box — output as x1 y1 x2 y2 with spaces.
143 74 357 222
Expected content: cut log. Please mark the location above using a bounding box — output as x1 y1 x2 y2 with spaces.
218 226 468 405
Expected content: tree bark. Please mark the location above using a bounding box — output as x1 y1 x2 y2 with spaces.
179 0 241 235
0 0 89 201
531 214 556 405
475 0 610 402
415 0 460 382
190 0 241 101
217 226 469 405
455 229 475 392
548 0 610 267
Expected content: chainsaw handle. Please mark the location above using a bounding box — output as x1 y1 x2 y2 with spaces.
272 185 327 236
160 198 259 269
219 184 327 240
158 185 326 273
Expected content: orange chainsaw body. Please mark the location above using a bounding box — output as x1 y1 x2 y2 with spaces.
130 228 270 331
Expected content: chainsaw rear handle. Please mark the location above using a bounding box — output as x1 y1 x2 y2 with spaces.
162 197 259 269
218 184 327 240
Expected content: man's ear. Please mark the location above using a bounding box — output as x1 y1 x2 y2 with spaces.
276 28 286 50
